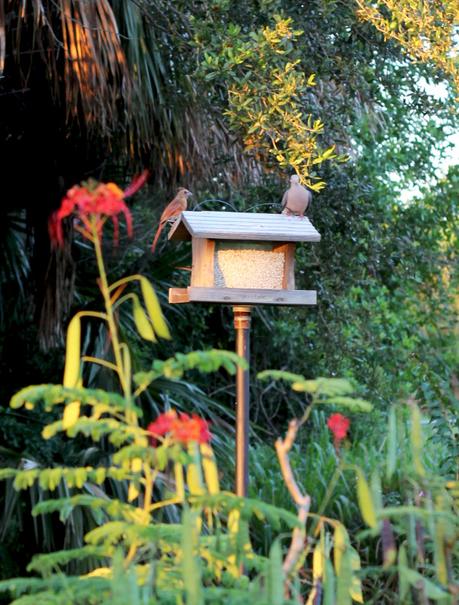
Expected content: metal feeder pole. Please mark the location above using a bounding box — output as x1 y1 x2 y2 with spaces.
233 305 251 497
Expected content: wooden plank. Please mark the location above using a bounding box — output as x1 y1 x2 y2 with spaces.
187 287 317 306
169 288 190 304
167 217 189 241
191 239 215 287
191 231 320 242
273 243 296 289
169 211 321 242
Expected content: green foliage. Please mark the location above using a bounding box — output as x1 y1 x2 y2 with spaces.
195 14 338 190
258 372 373 413
356 0 459 92
0 225 372 604
134 349 245 396
0 1 458 601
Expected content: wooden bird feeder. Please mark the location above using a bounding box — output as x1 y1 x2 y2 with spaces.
167 210 321 498
168 211 320 306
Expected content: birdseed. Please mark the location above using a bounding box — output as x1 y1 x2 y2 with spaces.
215 249 284 289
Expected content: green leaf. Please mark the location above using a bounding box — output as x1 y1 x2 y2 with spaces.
410 403 425 477
403 568 448 600
325 396 373 413
356 468 378 529
398 545 409 601
27 546 107 575
323 558 336 605
386 406 397 480
182 509 203 605
349 547 363 603
336 547 352 605
267 540 284 605
334 523 349 574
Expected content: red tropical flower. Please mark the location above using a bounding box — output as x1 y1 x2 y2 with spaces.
171 413 211 444
147 410 211 445
49 171 148 247
327 413 350 447
147 410 177 439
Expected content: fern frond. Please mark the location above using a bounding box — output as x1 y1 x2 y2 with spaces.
189 492 301 530
85 521 183 548
42 416 143 447
32 495 149 524
10 466 136 492
134 349 246 393
10 384 138 415
27 546 109 576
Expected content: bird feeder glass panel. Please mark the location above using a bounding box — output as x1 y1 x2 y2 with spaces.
215 242 285 290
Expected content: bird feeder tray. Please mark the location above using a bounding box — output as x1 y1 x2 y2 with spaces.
168 211 320 306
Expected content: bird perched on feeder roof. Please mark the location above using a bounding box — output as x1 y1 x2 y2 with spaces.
151 187 192 252
281 175 312 217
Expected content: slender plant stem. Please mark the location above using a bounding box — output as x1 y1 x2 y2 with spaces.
312 457 345 535
91 221 134 423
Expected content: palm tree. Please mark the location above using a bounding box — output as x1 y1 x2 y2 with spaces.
0 0 240 349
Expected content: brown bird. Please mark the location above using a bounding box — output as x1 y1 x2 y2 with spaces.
281 175 312 217
151 188 192 252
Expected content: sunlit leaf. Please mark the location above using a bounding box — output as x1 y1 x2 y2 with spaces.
410 403 425 477
356 468 378 529
139 276 171 340
63 315 81 388
132 294 156 341
200 443 220 495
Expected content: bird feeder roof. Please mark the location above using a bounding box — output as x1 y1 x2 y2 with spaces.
168 211 321 242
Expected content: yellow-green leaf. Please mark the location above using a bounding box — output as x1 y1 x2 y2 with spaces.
128 481 140 502
349 547 363 603
182 509 203 605
336 548 352 605
312 539 325 580
187 443 205 495
132 295 156 341
131 457 142 473
140 277 171 340
334 523 349 573
410 403 425 477
386 406 397 480
200 443 220 495
63 315 81 388
174 462 185 501
62 400 80 430
356 468 378 529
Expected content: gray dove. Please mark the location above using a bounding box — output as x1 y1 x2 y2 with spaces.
281 175 312 217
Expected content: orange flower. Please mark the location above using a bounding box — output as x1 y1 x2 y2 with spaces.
49 171 148 247
147 410 211 445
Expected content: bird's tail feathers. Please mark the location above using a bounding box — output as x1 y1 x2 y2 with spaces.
151 221 166 253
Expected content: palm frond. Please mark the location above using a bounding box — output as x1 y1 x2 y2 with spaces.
0 210 30 327
3 0 131 133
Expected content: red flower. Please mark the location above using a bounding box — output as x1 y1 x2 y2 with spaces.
327 413 350 446
147 410 211 445
49 171 148 247
171 413 211 444
147 410 177 439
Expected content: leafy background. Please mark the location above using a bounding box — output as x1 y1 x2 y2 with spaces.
0 0 457 602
